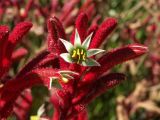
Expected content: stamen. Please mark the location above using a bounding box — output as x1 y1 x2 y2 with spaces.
71 48 86 63
72 50 76 58
82 53 86 60
77 49 80 63
77 49 80 55
81 49 83 54
62 77 69 83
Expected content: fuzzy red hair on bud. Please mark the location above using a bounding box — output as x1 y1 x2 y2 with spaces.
89 18 117 48
70 13 89 44
83 44 148 82
11 48 28 63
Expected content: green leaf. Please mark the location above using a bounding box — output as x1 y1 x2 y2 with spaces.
87 49 105 57
82 32 93 49
82 58 101 66
60 53 73 63
74 29 81 46
59 38 74 52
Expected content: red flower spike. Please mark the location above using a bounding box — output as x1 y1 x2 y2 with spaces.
60 0 80 22
0 25 9 53
47 17 68 69
53 17 67 40
1 22 32 77
51 0 59 12
79 0 93 12
0 26 9 45
52 17 68 61
0 68 58 118
11 48 28 63
35 53 59 68
20 0 34 20
80 73 125 104
90 15 101 27
0 22 32 79
70 13 88 44
51 88 70 111
0 25 9 69
52 109 60 120
89 18 117 49
63 14 77 28
72 73 125 105
51 90 68 120
87 24 98 36
98 44 148 74
83 44 148 82
84 3 95 20
8 21 32 45
47 18 59 52
16 51 50 78
76 13 88 42
2 68 58 95
79 0 96 20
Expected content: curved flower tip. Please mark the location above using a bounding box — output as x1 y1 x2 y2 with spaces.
47 17 58 41
0 25 9 47
129 44 148 55
74 12 88 42
90 18 117 48
11 48 28 62
9 21 33 44
59 29 105 66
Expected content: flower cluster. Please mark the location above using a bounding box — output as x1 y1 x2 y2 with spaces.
47 12 148 120
0 12 148 120
0 21 70 119
60 29 105 66
0 0 99 31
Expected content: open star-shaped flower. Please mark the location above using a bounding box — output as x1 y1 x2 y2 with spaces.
59 29 105 66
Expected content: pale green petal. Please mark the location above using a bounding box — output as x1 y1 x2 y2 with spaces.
87 49 105 57
82 32 93 49
61 74 74 79
49 77 58 89
59 38 74 52
74 29 81 46
59 70 79 75
82 58 101 66
37 104 45 116
60 53 73 63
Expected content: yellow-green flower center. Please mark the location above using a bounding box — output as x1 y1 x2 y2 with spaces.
30 116 39 120
71 48 86 64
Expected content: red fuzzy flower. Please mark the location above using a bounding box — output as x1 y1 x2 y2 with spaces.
47 12 148 120
0 12 148 120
